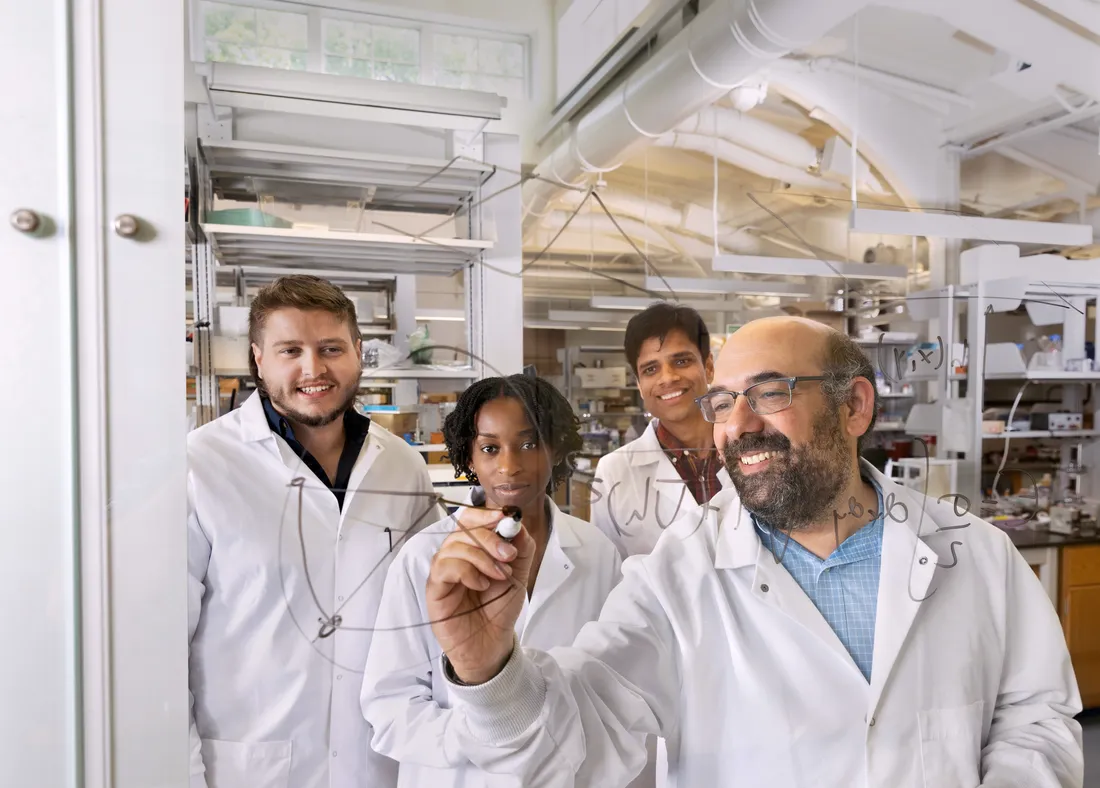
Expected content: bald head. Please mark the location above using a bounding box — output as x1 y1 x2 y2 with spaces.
716 316 840 384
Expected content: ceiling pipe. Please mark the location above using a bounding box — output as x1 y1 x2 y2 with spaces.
675 106 819 170
656 131 837 191
521 0 877 234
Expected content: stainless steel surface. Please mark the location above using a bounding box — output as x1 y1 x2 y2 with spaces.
9 208 40 233
113 213 140 237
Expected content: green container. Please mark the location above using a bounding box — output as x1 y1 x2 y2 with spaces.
206 208 292 229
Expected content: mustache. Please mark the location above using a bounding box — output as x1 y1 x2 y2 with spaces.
722 433 791 459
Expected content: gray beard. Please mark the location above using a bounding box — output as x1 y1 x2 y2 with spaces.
723 406 851 531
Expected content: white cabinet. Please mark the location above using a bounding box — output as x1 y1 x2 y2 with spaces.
1 1 187 786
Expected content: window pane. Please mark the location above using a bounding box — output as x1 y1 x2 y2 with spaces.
204 2 256 44
373 25 419 65
433 33 478 72
324 19 371 59
256 9 308 51
205 40 252 63
324 55 373 78
478 39 524 78
373 62 420 83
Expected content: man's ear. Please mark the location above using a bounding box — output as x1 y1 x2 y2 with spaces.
251 343 263 378
704 353 715 385
846 376 877 439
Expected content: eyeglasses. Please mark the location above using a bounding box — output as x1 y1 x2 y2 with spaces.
695 376 826 423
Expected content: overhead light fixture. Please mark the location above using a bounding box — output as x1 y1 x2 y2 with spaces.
712 254 908 281
591 296 747 311
644 276 812 298
414 308 465 322
548 310 628 323
525 320 627 332
849 208 1093 247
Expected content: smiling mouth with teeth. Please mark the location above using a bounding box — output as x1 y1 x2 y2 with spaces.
740 450 779 466
659 390 686 401
299 384 334 394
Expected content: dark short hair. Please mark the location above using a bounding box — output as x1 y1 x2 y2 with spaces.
624 301 711 372
442 375 582 492
247 275 361 395
819 331 880 452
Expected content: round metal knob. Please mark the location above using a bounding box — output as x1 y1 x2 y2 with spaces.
10 209 41 234
114 214 141 238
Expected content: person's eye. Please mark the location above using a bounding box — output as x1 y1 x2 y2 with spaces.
712 399 733 414
759 390 786 400
642 367 657 376
522 441 538 451
676 358 690 366
280 348 300 356
479 445 498 454
322 346 344 355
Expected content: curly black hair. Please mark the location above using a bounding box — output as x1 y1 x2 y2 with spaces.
442 374 583 492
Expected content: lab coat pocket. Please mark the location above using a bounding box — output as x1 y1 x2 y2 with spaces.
200 738 292 788
918 701 984 788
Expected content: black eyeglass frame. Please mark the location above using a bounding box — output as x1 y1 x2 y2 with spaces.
694 376 827 423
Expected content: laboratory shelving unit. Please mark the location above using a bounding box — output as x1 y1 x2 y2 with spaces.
903 246 1100 510
186 137 496 426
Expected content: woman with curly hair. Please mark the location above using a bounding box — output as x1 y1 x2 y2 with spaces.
360 374 645 788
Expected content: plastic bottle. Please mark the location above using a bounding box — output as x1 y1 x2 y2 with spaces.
1038 473 1053 510
1049 334 1063 371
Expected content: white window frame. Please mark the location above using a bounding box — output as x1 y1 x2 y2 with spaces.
189 0 531 100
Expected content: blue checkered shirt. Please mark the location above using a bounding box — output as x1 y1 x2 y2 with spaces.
753 481 885 682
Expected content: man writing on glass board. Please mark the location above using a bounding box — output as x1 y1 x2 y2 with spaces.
423 316 1083 787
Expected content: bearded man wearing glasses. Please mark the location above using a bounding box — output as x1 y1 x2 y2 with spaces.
419 315 1084 788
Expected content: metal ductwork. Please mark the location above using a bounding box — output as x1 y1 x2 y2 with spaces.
522 0 876 233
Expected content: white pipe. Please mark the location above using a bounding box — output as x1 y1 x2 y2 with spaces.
521 0 876 233
656 131 835 191
674 105 819 169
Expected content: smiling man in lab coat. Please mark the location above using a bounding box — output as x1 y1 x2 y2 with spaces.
422 316 1084 788
187 275 443 788
590 302 729 559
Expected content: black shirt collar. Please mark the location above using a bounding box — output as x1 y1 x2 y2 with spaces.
260 395 370 510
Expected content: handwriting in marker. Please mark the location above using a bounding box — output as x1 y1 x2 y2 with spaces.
937 541 964 569
937 493 972 518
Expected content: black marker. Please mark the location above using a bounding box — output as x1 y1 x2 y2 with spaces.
470 486 523 540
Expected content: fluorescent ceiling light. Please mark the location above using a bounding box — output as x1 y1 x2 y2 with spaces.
548 310 628 323
590 296 746 311
712 254 908 281
415 308 465 322
525 320 627 332
849 208 1093 247
644 276 812 297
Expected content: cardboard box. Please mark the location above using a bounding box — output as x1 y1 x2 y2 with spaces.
577 366 628 388
420 393 458 404
367 411 418 438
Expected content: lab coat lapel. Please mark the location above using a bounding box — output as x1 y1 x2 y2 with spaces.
239 393 338 529
522 503 578 639
716 496 862 677
629 422 705 527
865 466 938 714
338 432 385 534
753 540 864 678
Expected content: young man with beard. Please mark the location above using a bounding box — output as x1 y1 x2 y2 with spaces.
590 302 729 559
187 275 443 788
420 316 1083 788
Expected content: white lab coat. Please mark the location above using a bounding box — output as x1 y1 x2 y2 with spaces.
443 461 1084 788
590 421 730 559
361 500 653 788
188 392 444 788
